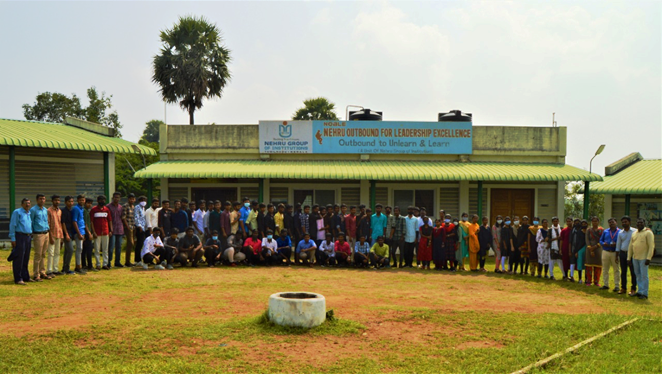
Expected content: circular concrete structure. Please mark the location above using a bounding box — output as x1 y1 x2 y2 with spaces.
268 292 326 328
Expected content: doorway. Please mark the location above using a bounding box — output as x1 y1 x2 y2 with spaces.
489 189 534 224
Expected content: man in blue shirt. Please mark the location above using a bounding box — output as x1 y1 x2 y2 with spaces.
370 204 388 245
9 198 33 285
296 232 317 267
239 197 251 238
599 218 620 292
71 195 87 275
171 200 189 238
30 194 51 281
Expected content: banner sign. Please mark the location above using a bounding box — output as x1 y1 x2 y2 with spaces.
259 120 472 154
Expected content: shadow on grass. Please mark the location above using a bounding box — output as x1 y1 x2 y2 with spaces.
247 309 365 336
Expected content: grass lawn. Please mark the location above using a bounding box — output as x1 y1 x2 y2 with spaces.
0 249 659 374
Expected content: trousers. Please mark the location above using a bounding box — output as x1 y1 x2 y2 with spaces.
134 228 145 263
124 227 135 265
62 238 75 272
632 259 649 297
12 233 32 283
94 235 109 267
47 237 61 274
32 233 49 277
618 251 637 291
404 241 416 266
108 234 123 266
81 238 93 268
601 251 620 289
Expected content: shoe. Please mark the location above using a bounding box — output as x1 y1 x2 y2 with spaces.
114 263 124 268
76 269 87 275
40 273 52 280
47 273 56 278
142 263 149 270
26 278 36 282
15 281 26 286
54 271 64 276
230 263 237 267
102 266 110 270
630 292 641 298
66 271 76 275
125 263 135 267
638 294 648 300
613 287 620 293
166 264 174 270
155 265 165 270
618 289 626 294
569 278 575 283
90 267 99 272
96 266 101 271
135 261 144 268
31 278 42 282
600 286 609 290
550 276 556 280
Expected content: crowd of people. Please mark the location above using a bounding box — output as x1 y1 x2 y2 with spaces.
7 192 656 299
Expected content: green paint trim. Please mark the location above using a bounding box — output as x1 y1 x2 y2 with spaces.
9 146 15 213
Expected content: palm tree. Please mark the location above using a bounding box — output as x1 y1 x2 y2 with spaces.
292 97 340 120
152 16 231 125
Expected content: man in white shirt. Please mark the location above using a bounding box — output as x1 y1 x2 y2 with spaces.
203 200 214 240
144 198 161 235
616 216 637 295
141 227 166 270
192 200 206 241
318 232 336 267
261 230 279 266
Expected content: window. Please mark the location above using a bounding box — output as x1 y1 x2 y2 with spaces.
294 189 335 207
393 189 434 212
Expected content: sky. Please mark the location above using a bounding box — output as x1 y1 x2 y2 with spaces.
0 0 660 175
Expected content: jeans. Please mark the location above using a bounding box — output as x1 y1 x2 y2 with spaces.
135 228 145 263
632 259 649 297
108 234 123 266
619 251 637 291
75 238 84 267
62 238 75 272
81 238 93 268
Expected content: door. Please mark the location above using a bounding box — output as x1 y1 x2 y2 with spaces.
393 189 434 212
489 189 534 224
191 188 237 204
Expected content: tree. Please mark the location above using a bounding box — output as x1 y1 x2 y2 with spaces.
22 92 84 123
22 86 123 136
564 181 604 222
152 15 232 125
141 119 163 143
292 97 339 120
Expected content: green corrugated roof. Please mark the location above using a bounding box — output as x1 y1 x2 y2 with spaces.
590 159 662 194
134 160 602 181
0 118 157 155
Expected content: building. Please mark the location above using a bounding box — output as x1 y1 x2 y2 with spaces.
1 117 156 240
134 117 601 224
590 153 662 261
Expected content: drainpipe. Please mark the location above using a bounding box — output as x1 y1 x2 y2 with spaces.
9 146 15 213
147 178 153 204
477 181 483 219
103 152 110 198
370 180 376 212
624 194 631 217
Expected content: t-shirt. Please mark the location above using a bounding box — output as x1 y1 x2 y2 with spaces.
276 236 292 251
230 210 240 234
90 205 112 236
296 239 317 253
142 235 163 257
178 235 200 251
72 204 86 236
205 238 223 255
316 218 325 240
334 241 352 256
371 213 388 238
370 243 390 258
261 238 278 253
244 237 262 254
171 210 189 233
320 240 335 256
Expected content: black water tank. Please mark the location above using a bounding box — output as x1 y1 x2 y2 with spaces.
438 110 472 122
349 109 383 121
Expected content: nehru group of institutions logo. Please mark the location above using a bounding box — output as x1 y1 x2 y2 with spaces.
278 121 292 138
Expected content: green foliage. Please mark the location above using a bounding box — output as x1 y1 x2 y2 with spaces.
152 15 232 125
22 92 84 123
114 139 160 198
141 119 163 143
22 86 123 136
564 181 604 221
292 97 340 120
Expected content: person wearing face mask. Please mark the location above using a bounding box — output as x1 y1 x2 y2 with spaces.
443 214 457 270
238 197 251 238
500 216 514 274
516 216 530 275
478 216 492 272
133 196 148 266
261 230 279 266
510 216 521 274
536 219 550 278
492 215 503 273
528 217 541 276
467 215 481 271
570 219 586 283
276 229 293 266
141 227 166 270
432 218 446 270
548 217 563 280
203 230 224 267
457 213 470 271
584 216 604 286
243 229 263 266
